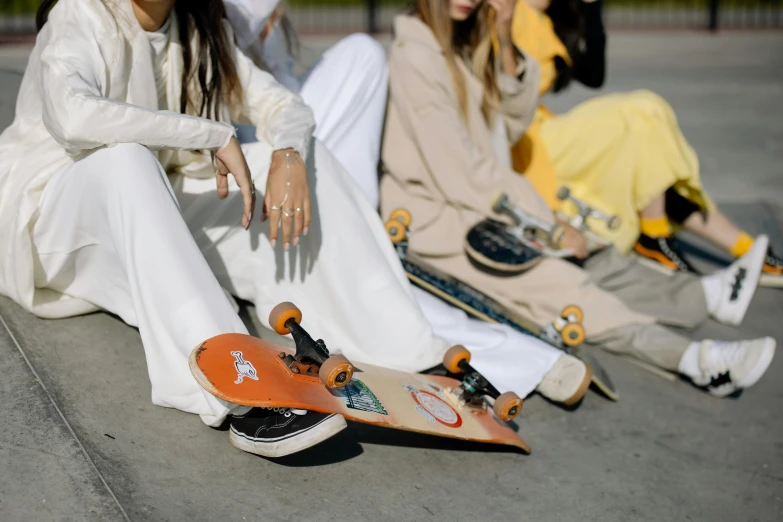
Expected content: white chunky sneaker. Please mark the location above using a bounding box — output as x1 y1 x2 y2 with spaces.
710 235 768 326
536 354 592 406
687 338 776 397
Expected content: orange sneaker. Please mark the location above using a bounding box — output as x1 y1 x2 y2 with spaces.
760 248 783 288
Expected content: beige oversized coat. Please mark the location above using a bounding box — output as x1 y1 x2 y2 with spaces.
380 15 653 336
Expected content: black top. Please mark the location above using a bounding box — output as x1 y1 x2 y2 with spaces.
551 0 606 92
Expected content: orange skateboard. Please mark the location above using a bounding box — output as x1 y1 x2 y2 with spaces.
189 302 530 453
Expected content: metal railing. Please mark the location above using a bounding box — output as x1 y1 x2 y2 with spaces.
1 1 782 36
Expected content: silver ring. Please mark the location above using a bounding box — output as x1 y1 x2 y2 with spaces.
270 205 281 211
295 208 303 213
283 209 294 218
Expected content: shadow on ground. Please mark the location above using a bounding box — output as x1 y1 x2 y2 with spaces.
1 33 782 522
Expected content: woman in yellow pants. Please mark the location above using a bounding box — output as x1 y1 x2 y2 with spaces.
513 0 783 287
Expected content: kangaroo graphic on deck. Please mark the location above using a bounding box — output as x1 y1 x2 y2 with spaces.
231 351 258 384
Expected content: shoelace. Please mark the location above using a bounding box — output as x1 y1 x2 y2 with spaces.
261 407 308 417
263 407 292 417
658 237 690 271
703 341 744 380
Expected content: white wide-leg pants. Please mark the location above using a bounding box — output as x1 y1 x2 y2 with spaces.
298 34 387 209
32 140 449 426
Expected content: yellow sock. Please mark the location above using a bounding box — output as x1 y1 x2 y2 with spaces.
730 232 754 257
640 216 672 238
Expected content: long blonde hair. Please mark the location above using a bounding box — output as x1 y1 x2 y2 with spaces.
414 0 499 124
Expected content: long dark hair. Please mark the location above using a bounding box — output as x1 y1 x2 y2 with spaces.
546 0 582 62
36 0 242 122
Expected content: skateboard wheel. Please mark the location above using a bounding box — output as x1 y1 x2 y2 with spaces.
561 322 586 348
385 220 406 244
268 302 302 335
607 215 621 230
494 392 523 422
389 208 412 228
442 345 471 374
561 305 584 324
319 355 354 390
556 186 570 201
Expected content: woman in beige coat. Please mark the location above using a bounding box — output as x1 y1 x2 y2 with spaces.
380 0 776 398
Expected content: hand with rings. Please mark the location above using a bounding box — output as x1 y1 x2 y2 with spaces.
264 149 311 250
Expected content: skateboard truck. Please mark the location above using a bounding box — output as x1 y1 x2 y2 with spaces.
442 345 523 422
268 302 354 390
385 208 412 259
556 186 621 232
492 193 565 248
539 305 586 351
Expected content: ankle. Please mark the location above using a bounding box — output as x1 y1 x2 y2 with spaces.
640 216 672 238
730 232 754 257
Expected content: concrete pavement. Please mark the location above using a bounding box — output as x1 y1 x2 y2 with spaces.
1 32 782 522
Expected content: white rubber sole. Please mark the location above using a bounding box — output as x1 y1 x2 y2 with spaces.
760 272 783 288
229 414 347 458
737 337 776 389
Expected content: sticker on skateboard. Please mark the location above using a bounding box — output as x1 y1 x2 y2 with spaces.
190 303 530 453
334 377 388 415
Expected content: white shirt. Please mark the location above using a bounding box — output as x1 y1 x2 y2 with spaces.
146 16 172 111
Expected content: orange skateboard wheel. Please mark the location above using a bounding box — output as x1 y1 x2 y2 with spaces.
385 220 406 244
494 391 523 422
389 208 412 228
561 305 584 324
319 355 354 389
561 322 586 347
443 345 471 374
268 302 303 335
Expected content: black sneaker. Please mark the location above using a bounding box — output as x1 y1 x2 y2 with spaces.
760 247 783 288
633 233 698 273
229 407 347 458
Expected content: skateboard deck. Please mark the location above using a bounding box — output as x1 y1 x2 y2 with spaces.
385 210 619 402
191 333 531 453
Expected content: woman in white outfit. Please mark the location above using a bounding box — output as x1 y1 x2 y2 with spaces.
0 0 454 458
224 0 589 406
0 0 566 459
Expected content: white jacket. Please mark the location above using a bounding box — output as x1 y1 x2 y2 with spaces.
0 0 315 318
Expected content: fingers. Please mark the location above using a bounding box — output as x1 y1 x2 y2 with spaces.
240 178 254 230
292 201 304 246
265 190 279 247
216 173 229 200
303 185 312 237
281 206 294 250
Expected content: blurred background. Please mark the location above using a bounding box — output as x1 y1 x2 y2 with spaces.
1 0 782 38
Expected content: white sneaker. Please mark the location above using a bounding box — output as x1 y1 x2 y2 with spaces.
536 354 592 406
710 235 768 326
689 337 776 397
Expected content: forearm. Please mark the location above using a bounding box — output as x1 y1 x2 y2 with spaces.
498 35 523 79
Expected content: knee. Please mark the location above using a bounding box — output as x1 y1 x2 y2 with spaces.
89 143 166 193
334 33 388 82
627 90 673 118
